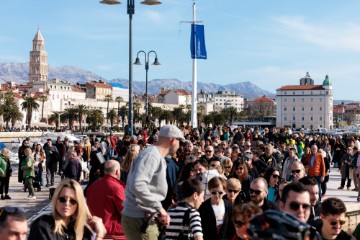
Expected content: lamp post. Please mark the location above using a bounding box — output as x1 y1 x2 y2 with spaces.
134 50 160 117
99 0 161 137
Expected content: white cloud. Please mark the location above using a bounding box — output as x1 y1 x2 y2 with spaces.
273 16 360 52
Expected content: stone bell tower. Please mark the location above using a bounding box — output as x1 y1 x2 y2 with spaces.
29 28 48 83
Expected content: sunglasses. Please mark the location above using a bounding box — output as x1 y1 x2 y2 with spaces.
210 164 217 168
205 150 212 153
58 196 78 205
237 167 244 171
330 220 346 226
234 220 245 228
0 207 25 218
224 166 232 169
291 169 302 174
250 188 262 195
211 191 224 195
272 174 281 179
289 202 310 211
227 189 239 193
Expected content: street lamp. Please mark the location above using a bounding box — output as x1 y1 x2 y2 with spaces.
99 0 161 137
134 50 160 117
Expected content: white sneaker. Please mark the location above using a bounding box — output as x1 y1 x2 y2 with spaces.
27 196 36 200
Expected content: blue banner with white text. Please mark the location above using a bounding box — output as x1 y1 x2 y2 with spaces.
190 24 207 59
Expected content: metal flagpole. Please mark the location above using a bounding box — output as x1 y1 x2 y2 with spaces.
190 1 198 129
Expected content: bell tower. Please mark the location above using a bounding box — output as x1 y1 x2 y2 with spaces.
29 29 48 83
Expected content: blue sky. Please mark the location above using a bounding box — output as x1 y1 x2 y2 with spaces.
1 0 360 100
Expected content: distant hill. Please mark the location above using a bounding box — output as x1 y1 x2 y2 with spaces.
0 62 275 99
110 78 275 100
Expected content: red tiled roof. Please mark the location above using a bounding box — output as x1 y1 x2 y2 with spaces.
87 81 112 89
159 89 190 96
72 87 85 93
346 102 359 106
277 85 324 91
252 95 275 103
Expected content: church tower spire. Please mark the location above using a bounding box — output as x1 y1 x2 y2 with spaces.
29 28 48 83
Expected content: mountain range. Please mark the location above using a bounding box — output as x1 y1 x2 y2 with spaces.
0 62 275 99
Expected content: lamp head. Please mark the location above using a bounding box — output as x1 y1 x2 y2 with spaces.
141 0 161 5
152 57 161 66
99 0 121 5
134 57 142 65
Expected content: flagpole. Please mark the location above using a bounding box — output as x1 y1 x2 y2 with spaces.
191 1 198 129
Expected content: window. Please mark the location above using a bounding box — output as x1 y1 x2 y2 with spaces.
293 98 295 102
320 116 323 121
293 107 295 111
320 107 322 111
302 117 304 121
310 116 313 121
311 107 313 111
302 107 304 111
293 116 296 121
293 92 295 95
326 91 329 95
284 107 287 111
284 117 287 121
284 92 287 95
284 98 287 102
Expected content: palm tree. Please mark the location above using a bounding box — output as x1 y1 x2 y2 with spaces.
151 106 163 126
74 104 88 131
133 101 142 123
107 109 117 128
21 96 40 128
118 105 128 129
103 95 113 123
0 92 17 128
172 107 184 126
86 109 104 131
63 107 78 130
160 110 173 125
115 97 124 122
38 94 48 122
10 108 23 128
49 112 62 129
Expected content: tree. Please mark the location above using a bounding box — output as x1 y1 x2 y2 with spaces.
86 109 104 131
38 94 48 122
133 101 142 124
10 108 23 128
160 110 173 125
0 92 17 128
118 105 128 129
107 109 117 128
103 95 113 123
221 107 238 125
115 96 123 122
172 107 184 126
63 107 78 130
21 96 40 128
74 104 88 131
49 112 63 129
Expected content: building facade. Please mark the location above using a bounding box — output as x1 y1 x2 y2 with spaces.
198 90 244 112
276 72 334 130
29 29 48 83
86 80 112 100
158 89 192 106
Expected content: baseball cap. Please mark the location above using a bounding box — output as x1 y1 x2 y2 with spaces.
158 125 185 142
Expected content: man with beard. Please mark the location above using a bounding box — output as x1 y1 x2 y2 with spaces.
122 125 185 239
249 177 278 212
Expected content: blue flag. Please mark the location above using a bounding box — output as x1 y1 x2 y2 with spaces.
190 24 207 59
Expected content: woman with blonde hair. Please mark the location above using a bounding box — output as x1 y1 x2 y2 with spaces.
120 144 140 184
28 178 106 240
223 158 233 177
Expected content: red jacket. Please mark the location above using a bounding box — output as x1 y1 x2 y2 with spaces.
87 175 126 239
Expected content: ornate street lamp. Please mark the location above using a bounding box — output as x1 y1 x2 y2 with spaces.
100 0 161 136
134 50 160 117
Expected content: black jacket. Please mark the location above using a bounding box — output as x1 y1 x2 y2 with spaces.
198 198 235 240
314 220 354 240
28 214 93 240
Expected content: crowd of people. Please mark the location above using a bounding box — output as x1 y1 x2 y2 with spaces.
1 125 360 239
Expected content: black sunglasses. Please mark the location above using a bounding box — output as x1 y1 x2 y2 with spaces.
211 191 224 195
250 188 262 195
227 189 239 194
58 196 78 205
234 220 245 228
289 202 310 211
272 174 281 179
0 207 25 218
330 220 346 226
291 169 302 174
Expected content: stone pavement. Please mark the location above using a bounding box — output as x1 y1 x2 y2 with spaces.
0 163 61 223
